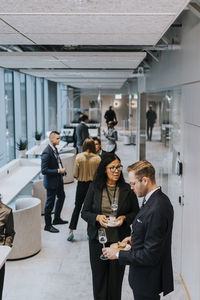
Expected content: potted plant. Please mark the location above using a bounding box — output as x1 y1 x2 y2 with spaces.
35 131 42 145
16 139 28 158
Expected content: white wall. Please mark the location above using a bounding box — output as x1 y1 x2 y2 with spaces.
145 10 200 299
146 11 200 92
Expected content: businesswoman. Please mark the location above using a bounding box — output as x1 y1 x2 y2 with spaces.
103 121 118 153
67 138 101 241
81 153 139 300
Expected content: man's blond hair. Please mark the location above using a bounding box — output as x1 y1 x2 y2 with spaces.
127 160 156 183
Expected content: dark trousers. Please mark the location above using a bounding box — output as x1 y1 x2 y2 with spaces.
133 292 160 300
89 239 125 300
45 183 65 226
0 264 5 300
69 181 91 230
147 123 153 141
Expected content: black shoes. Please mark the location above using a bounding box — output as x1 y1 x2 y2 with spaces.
44 225 59 233
53 218 68 225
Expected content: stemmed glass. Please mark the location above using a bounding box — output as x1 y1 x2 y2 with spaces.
98 228 108 260
111 197 118 213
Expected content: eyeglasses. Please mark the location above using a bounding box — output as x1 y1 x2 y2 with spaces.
108 165 123 172
129 178 143 187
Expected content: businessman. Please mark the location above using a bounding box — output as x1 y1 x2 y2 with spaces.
76 115 89 153
41 131 68 233
103 160 174 300
146 105 157 141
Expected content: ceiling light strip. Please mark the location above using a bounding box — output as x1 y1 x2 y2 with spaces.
0 12 177 16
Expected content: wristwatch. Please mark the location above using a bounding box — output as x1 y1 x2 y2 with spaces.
116 251 119 259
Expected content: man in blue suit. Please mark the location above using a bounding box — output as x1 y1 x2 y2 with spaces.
103 160 174 300
41 131 68 233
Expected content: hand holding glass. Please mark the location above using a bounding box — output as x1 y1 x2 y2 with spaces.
98 228 108 260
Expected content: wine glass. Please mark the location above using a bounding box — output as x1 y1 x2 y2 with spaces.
98 228 108 260
111 198 118 213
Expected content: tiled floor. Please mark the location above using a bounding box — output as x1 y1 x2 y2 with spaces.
4 133 188 300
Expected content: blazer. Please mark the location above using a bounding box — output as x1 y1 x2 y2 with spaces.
41 145 63 190
76 122 89 146
81 182 139 240
119 189 174 297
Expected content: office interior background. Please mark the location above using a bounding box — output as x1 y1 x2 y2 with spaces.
0 0 200 299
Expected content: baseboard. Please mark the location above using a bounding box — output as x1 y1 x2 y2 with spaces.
179 273 191 300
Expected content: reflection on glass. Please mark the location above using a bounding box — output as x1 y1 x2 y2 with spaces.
20 73 27 140
5 70 15 162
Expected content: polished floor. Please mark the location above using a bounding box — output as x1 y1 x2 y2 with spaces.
4 132 188 300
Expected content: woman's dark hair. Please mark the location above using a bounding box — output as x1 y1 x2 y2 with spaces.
93 137 101 145
93 153 125 190
82 138 96 153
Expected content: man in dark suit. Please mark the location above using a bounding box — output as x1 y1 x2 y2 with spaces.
76 115 89 153
104 106 117 124
103 160 174 300
146 105 157 141
41 131 68 233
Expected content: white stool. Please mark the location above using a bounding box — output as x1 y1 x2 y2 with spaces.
8 197 41 260
60 153 75 184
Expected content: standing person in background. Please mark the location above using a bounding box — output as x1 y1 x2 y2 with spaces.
104 106 117 125
81 153 139 300
103 121 118 153
41 131 68 233
0 194 15 300
93 137 106 158
103 160 174 300
146 105 157 141
76 115 89 153
67 138 101 242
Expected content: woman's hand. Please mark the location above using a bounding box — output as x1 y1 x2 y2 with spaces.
96 215 108 228
116 215 126 226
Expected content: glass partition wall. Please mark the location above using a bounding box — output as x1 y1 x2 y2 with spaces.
5 70 15 162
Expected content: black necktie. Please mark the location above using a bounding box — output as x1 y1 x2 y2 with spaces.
54 147 64 169
141 197 146 208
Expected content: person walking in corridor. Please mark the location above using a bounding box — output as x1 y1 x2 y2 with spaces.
104 106 117 124
76 115 89 153
103 160 174 300
146 105 157 141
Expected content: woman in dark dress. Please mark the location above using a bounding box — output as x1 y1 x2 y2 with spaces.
81 153 139 300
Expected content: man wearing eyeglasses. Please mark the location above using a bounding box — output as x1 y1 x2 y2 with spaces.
103 160 174 300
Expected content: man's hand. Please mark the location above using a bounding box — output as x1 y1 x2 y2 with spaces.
116 215 126 226
96 215 108 228
102 247 118 260
59 168 66 174
121 236 131 244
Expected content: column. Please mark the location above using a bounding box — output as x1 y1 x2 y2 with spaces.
0 68 7 166
13 72 22 157
44 79 49 135
26 75 36 148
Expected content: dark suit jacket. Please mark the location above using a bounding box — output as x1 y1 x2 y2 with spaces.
81 182 139 240
119 189 174 297
41 145 63 190
76 122 89 146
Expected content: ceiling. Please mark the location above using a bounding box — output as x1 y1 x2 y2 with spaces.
0 0 190 89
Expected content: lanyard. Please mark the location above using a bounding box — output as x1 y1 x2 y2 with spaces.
105 184 117 206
